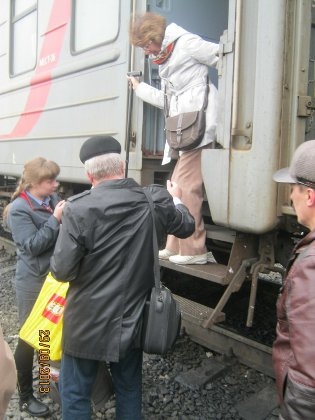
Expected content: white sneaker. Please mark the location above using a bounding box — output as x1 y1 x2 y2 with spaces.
158 249 177 260
169 253 208 265
207 251 217 263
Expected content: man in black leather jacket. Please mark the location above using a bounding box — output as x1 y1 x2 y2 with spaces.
50 135 195 420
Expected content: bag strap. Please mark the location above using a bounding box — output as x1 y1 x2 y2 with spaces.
142 189 161 291
164 76 209 118
164 85 169 119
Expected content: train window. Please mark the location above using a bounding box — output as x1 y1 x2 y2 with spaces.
10 0 37 76
72 0 119 53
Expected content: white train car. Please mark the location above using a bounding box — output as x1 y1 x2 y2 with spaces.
0 0 133 187
0 0 314 343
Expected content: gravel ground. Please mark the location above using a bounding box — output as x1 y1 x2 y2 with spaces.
1 249 280 420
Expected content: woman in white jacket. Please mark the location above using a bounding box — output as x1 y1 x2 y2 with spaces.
129 12 219 265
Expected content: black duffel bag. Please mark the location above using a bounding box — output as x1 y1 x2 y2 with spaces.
141 283 181 355
141 189 181 355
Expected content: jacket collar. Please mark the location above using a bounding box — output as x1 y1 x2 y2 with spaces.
94 178 140 189
19 191 53 213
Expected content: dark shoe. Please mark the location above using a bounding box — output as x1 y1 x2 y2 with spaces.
20 395 50 417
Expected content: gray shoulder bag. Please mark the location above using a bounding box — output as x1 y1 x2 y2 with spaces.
164 79 209 151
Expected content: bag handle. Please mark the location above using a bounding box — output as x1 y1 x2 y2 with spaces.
164 76 209 118
142 189 161 291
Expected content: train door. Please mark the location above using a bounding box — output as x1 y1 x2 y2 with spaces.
202 0 314 234
134 0 229 185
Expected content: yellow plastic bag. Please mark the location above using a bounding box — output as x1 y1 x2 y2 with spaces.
20 273 69 361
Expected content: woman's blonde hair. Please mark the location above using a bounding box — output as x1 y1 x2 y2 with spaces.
129 12 166 47
3 157 60 220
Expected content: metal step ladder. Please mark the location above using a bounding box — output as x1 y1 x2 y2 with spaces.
160 224 260 329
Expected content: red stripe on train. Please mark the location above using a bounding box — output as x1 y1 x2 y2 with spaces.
0 0 71 140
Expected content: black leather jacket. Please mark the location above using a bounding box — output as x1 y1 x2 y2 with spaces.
50 179 194 362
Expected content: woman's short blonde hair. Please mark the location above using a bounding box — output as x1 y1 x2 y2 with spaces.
129 12 166 47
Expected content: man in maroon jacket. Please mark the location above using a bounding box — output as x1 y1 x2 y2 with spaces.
272 139 315 420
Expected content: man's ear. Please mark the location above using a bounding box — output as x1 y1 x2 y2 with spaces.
307 188 315 207
86 172 94 184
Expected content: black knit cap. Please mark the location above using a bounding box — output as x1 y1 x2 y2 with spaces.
79 135 121 163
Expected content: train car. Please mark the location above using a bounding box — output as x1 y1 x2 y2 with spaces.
0 0 314 352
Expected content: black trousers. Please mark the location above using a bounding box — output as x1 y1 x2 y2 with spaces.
14 338 35 399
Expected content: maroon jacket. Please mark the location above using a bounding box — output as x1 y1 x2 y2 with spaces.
0 325 16 418
272 230 315 419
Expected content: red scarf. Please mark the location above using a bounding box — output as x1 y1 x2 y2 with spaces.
152 42 175 65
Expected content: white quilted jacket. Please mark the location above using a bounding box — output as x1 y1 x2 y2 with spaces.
135 23 219 164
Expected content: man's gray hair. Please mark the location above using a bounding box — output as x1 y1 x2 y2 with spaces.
85 153 124 180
